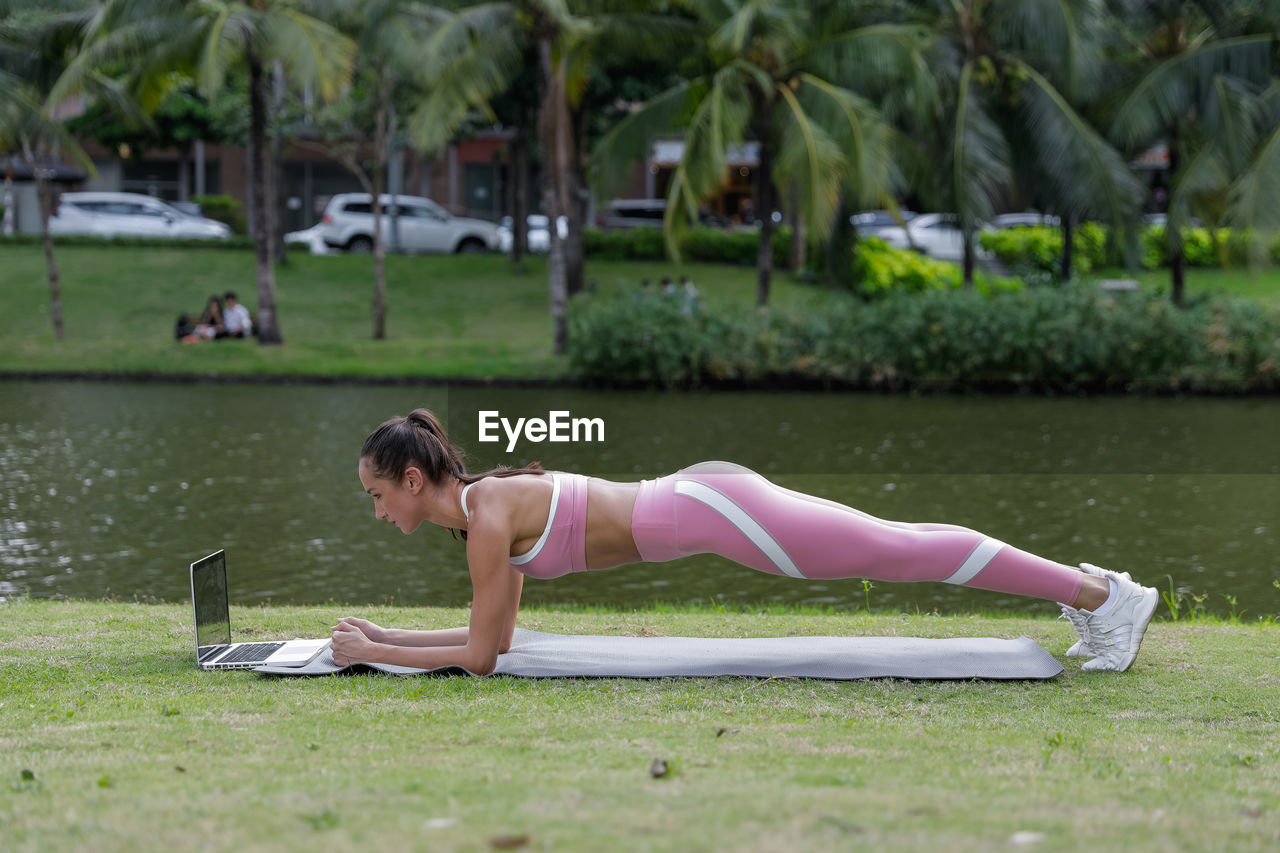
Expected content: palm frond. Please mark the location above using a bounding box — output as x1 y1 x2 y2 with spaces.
1227 121 1280 263
772 80 846 239
1019 65 1144 227
951 60 1010 232
1110 34 1272 150
794 73 898 213
591 79 699 201
262 8 354 102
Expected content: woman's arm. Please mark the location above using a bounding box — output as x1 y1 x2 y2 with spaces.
330 513 521 674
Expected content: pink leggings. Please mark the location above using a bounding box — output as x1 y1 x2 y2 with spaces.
631 462 1084 605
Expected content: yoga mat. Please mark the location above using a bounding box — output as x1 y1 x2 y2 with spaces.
255 628 1063 680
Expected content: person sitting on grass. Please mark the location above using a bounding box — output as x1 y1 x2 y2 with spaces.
180 295 224 344
331 409 1159 675
221 291 252 339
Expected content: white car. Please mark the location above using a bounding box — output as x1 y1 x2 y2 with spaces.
876 213 992 262
850 209 916 238
497 214 568 253
987 211 1061 230
48 191 232 239
318 193 498 254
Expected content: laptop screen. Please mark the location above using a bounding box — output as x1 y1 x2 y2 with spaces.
191 551 232 652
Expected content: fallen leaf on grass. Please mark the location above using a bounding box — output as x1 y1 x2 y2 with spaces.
174 766 186 773
715 728 740 737
488 833 530 849
650 758 668 778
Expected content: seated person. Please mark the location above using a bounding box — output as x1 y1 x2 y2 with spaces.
221 291 252 339
192 295 224 341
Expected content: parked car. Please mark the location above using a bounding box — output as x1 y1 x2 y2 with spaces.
317 193 498 254
987 211 1061 230
876 212 992 262
48 191 232 240
284 223 332 255
596 198 734 230
496 214 568 254
850 208 916 238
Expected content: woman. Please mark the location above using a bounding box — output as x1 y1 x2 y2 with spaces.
332 409 1159 674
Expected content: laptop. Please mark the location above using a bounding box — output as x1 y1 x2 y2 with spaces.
190 550 330 670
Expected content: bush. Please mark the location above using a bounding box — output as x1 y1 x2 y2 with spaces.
567 286 1280 392
851 237 1022 297
0 233 253 250
583 226 792 267
984 223 1280 274
192 194 247 236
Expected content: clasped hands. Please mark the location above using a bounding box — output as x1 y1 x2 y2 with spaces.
329 616 385 666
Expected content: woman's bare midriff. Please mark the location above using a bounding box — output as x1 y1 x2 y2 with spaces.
583 478 642 569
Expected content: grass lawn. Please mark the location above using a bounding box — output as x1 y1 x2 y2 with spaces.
1083 265 1280 305
2 599 1277 852
0 245 807 380
4 243 1275 382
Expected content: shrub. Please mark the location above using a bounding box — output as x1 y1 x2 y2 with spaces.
0 233 253 250
192 194 247 236
567 285 1280 392
583 226 792 267
986 223 1279 274
850 237 1022 297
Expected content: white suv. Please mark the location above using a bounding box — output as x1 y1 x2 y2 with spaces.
48 192 232 239
318 193 498 254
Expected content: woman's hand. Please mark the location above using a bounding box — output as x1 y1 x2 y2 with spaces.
329 620 381 666
331 616 388 644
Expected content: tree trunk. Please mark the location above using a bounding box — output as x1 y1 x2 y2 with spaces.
538 35 568 353
825 196 857 291
510 130 528 266
27 155 63 341
1167 125 1184 307
754 115 775 307
371 82 388 341
1060 214 1074 283
248 52 283 345
1171 244 1186 306
271 60 288 265
788 185 806 273
178 145 191 202
565 106 587 297
962 230 975 288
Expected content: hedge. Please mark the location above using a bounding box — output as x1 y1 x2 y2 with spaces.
584 225 793 267
0 233 254 250
567 285 1280 392
980 224 1280 275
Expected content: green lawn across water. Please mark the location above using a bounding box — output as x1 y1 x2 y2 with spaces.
1 243 1276 381
1 600 1277 852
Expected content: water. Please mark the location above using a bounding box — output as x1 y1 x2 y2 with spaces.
1 380 1277 616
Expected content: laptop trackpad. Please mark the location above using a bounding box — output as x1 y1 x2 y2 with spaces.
266 639 330 667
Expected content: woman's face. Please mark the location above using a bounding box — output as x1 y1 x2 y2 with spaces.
358 459 425 534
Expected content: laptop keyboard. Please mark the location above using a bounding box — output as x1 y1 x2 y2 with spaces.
217 642 286 664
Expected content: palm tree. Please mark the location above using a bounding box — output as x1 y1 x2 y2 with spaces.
593 1 915 306
1106 0 1276 305
295 0 452 340
410 0 690 352
887 0 1144 287
55 0 355 344
0 5 114 341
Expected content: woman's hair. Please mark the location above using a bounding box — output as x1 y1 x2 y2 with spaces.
360 408 543 486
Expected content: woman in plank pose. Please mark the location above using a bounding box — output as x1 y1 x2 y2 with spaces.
331 409 1158 674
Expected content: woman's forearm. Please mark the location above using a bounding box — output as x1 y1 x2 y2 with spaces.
383 626 470 647
370 641 496 675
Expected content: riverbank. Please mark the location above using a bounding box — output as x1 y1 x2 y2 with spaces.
2 245 1277 389
3 600 1277 852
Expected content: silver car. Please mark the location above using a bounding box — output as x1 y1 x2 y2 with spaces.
48 191 232 239
318 193 498 254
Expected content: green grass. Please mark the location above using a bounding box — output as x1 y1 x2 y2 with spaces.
3 599 1278 852
1084 265 1280 305
0 246 798 379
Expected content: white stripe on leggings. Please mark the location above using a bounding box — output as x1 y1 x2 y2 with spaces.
943 537 1006 585
674 479 807 579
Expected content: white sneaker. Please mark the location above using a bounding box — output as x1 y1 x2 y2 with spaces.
1080 569 1158 672
1062 563 1132 657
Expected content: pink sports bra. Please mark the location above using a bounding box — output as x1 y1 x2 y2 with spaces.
459 472 590 578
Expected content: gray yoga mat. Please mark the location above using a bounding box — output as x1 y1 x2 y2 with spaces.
255 628 1063 680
